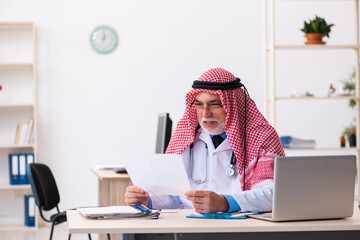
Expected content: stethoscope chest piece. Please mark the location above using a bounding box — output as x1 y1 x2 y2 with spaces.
226 152 237 179
226 164 237 179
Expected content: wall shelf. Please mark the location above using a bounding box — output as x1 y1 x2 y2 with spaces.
0 104 34 109
0 225 36 231
0 184 31 190
0 63 34 68
284 147 359 151
266 45 360 50
263 0 360 202
0 22 38 229
0 145 35 149
268 96 360 101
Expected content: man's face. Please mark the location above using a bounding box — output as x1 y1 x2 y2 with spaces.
194 92 227 135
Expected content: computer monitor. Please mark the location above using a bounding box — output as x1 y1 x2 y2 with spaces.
155 113 172 153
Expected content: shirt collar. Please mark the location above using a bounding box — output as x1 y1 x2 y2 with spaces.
210 132 227 140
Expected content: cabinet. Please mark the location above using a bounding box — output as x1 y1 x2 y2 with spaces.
263 0 360 199
0 22 37 230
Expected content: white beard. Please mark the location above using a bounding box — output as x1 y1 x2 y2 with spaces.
200 118 225 135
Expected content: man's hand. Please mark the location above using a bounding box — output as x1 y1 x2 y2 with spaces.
185 190 229 213
124 186 150 207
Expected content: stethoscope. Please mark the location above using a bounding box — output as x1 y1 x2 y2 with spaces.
189 138 237 184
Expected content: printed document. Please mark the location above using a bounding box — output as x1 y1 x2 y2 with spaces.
122 153 191 196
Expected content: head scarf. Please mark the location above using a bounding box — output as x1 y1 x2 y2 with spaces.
166 68 285 190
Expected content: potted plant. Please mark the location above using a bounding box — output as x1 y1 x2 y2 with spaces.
342 68 356 108
300 15 334 45
342 68 357 147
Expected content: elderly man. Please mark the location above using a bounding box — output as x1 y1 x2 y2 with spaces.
125 68 284 213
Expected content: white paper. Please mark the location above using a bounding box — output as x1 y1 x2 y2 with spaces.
122 153 191 196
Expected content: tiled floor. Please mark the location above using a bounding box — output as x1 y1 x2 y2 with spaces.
0 223 99 240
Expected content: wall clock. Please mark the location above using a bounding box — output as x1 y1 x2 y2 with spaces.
90 25 118 54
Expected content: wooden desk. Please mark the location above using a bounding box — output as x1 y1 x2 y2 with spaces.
92 169 133 240
68 209 360 240
92 169 132 206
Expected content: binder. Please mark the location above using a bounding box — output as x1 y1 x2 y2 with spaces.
24 195 35 227
19 154 27 185
26 154 34 184
8 154 19 185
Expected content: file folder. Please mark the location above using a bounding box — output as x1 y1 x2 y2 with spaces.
8 154 19 185
25 154 34 184
19 154 27 185
24 195 35 227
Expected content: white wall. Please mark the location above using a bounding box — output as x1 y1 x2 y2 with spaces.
0 0 357 210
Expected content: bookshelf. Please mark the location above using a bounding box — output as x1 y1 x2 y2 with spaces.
0 22 37 229
263 0 360 199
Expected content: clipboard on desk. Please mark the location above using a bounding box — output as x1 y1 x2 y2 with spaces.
77 205 160 219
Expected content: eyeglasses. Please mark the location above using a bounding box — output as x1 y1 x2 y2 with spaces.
192 101 223 111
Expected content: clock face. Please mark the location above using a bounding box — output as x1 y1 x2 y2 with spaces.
90 26 118 54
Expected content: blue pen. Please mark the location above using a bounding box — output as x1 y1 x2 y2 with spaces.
134 204 150 213
130 204 146 213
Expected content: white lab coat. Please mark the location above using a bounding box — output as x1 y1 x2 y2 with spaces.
151 128 274 212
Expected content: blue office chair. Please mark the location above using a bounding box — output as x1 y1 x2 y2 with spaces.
27 163 110 240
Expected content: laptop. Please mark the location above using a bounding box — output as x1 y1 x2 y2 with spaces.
249 155 356 222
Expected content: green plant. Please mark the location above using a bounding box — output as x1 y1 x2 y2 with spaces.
344 121 356 141
300 15 334 38
343 69 357 142
342 68 356 108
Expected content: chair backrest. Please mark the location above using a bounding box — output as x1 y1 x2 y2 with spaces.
27 163 61 211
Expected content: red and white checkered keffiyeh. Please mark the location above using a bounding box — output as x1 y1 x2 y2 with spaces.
166 68 285 190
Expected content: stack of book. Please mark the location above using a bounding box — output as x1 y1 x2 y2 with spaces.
280 136 316 149
14 117 34 145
